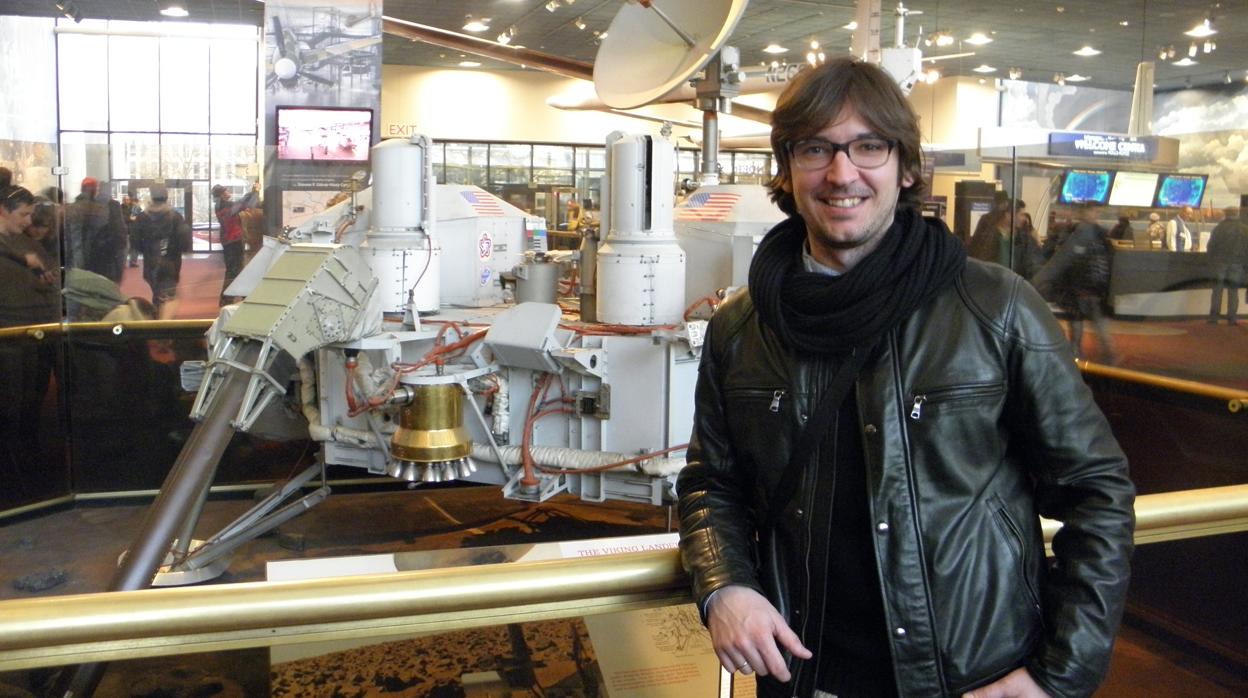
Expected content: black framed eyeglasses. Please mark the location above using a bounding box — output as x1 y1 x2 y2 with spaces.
788 137 897 170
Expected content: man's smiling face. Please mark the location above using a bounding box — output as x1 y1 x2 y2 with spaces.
784 105 912 271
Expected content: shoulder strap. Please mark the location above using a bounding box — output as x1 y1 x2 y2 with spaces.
763 341 875 531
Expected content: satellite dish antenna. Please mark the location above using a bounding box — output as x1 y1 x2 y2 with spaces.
593 0 748 110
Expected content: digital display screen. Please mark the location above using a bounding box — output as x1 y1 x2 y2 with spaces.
276 107 372 162
1107 171 1160 207
1153 173 1208 208
1058 169 1113 205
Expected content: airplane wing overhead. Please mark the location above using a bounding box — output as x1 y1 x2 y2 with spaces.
302 36 382 65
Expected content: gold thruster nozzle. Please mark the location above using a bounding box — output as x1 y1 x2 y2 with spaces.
390 383 472 464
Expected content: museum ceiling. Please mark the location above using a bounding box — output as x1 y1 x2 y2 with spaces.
4 0 1245 93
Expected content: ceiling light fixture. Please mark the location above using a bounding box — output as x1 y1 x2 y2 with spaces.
1118 20 1129 27
843 21 858 30
1184 19 1216 38
1157 47 1167 60
545 1 561 12
965 32 993 46
1188 42 1198 57
159 3 188 18
1225 71 1233 84
763 43 788 54
1166 45 1176 59
1203 39 1215 53
497 32 511 45
458 61 481 68
574 17 587 30
1066 74 1089 82
1008 67 1022 80
1054 72 1066 86
1073 45 1100 57
810 40 820 50
807 51 818 66
1172 57 1198 67
972 64 996 73
462 15 489 32
935 32 954 47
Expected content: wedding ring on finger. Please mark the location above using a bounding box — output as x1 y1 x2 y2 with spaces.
738 661 752 674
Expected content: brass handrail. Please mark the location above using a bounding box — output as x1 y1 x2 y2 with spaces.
0 319 215 341
1077 358 1248 413
0 484 1244 671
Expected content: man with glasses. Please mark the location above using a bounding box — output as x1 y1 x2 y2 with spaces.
677 57 1134 698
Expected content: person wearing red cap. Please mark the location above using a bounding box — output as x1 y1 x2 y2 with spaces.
212 181 260 306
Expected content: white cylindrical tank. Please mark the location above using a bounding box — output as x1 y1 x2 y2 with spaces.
371 137 427 232
364 134 439 315
597 133 686 325
362 237 441 314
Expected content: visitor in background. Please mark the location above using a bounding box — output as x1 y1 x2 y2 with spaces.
1108 216 1134 243
1165 206 1195 252
135 185 192 318
1034 204 1116 363
1206 207 1246 326
212 181 260 306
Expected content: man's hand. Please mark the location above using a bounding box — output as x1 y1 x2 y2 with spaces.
962 668 1051 698
705 585 811 682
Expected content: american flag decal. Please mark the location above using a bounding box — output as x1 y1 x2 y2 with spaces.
676 192 740 222
461 190 504 216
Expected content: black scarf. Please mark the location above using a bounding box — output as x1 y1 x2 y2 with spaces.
748 206 967 355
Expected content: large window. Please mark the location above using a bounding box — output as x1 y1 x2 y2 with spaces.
56 19 260 251
444 143 488 187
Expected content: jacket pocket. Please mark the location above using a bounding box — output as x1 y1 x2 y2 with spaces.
908 381 1006 421
988 494 1044 620
723 386 795 488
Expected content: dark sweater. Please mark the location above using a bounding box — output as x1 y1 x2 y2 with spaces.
815 391 898 697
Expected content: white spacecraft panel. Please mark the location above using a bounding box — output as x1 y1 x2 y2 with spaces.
674 184 784 300
436 185 538 307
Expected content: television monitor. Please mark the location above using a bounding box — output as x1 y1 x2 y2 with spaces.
1058 169 1113 205
1107 171 1160 207
1153 173 1208 208
275 106 372 162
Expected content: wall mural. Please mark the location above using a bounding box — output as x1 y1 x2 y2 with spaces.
999 79 1133 134
1155 85 1248 208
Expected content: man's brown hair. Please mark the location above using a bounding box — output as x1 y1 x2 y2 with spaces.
767 57 926 216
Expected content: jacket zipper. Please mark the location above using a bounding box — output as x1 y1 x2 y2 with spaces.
908 382 1005 420
770 389 785 412
891 332 949 694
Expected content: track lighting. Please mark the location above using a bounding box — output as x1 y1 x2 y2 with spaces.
159 2 188 18
462 15 489 33
574 17 587 30
1184 19 1216 38
1008 67 1022 80
54 1 83 22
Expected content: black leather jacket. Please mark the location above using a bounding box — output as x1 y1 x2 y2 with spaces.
677 260 1134 698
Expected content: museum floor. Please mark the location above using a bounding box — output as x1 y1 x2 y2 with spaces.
1 485 1245 697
